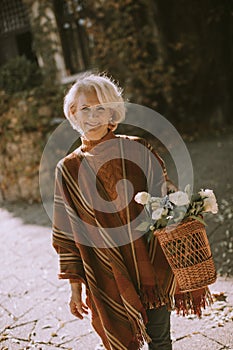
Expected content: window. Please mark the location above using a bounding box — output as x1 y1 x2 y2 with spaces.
53 0 90 75
0 0 30 35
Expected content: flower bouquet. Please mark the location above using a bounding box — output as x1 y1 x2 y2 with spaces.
135 185 218 292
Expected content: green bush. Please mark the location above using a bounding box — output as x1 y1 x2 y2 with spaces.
0 55 42 94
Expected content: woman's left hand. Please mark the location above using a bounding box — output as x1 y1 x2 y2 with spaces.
69 282 88 319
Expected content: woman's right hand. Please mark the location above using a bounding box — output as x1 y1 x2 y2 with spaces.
69 282 88 319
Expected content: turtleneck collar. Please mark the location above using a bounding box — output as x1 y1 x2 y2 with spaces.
81 129 116 152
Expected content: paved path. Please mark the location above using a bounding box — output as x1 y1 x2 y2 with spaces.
0 208 233 350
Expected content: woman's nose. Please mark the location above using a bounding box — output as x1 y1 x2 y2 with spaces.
88 107 97 118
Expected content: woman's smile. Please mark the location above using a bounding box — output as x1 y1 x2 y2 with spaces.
76 91 112 140
85 121 101 127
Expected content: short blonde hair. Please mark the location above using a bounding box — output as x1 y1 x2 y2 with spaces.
63 72 125 132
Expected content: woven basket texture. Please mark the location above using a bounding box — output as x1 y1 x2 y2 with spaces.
155 219 217 292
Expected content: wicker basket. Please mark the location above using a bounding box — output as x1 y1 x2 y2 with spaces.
154 219 217 292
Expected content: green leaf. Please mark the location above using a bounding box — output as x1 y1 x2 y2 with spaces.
136 221 151 231
188 215 207 226
146 230 154 244
159 218 169 227
191 194 202 202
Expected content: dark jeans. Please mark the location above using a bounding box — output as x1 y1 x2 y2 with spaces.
146 306 172 350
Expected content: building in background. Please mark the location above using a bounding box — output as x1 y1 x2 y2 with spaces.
0 0 36 65
0 0 90 82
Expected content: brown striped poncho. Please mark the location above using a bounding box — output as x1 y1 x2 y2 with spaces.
52 130 212 350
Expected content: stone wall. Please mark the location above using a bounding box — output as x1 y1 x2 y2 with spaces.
0 88 63 203
0 132 42 203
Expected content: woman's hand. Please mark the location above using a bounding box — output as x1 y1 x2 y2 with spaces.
69 282 88 319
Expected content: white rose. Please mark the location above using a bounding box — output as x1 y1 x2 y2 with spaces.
199 189 218 214
152 207 168 220
134 191 151 205
151 197 161 211
168 191 190 206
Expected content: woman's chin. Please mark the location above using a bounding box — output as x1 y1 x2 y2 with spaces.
84 126 108 140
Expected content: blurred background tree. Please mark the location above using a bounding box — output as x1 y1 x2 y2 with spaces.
80 0 233 132
1 0 232 132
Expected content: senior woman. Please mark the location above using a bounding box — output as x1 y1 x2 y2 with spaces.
52 73 210 350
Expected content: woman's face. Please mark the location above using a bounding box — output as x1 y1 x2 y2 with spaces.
74 90 112 140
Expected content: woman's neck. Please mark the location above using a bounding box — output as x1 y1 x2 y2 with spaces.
81 129 115 152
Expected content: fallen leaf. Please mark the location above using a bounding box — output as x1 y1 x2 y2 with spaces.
212 292 227 302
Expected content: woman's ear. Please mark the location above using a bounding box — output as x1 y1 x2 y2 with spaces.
108 110 118 131
108 120 118 131
70 104 76 116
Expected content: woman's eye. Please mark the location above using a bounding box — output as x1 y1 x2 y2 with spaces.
96 106 105 112
96 107 105 113
81 107 90 112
